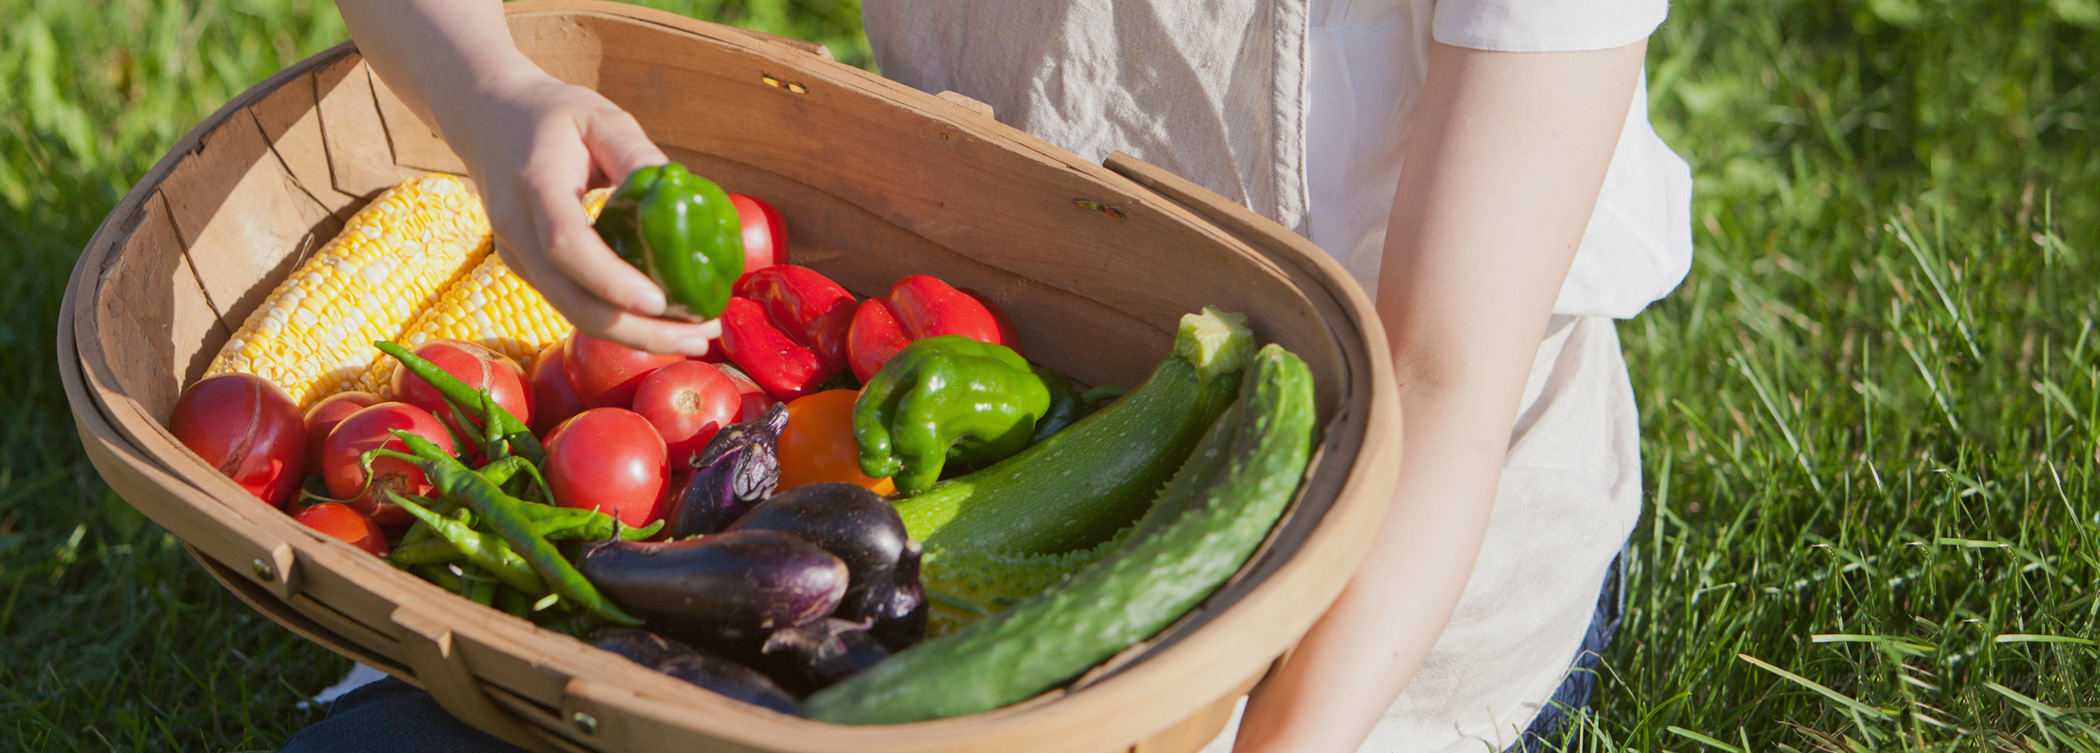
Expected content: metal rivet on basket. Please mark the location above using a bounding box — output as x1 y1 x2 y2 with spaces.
251 559 276 581
571 711 599 736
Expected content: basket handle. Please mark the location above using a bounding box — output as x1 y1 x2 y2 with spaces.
732 27 835 61
937 90 996 120
391 606 552 751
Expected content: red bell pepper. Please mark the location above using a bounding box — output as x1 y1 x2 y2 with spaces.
845 275 1009 382
960 287 1024 357
719 265 858 401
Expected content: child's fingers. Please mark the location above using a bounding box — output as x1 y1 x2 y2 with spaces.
518 135 669 318
579 105 667 186
496 235 721 357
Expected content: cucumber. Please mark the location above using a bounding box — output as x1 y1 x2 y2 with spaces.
894 307 1255 555
804 344 1316 724
916 399 1250 635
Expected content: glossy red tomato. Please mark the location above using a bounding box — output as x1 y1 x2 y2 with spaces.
711 362 779 424
728 193 788 271
528 336 591 436
303 391 381 472
170 373 307 509
565 332 683 409
322 402 455 528
776 390 894 495
294 502 389 557
631 361 743 472
391 339 531 436
544 408 670 528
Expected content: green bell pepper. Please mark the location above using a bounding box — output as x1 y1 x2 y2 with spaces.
854 335 1051 494
594 162 744 320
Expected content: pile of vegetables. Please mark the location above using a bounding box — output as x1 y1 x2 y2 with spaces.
169 165 1321 721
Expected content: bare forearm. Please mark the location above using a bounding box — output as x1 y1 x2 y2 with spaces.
336 0 535 145
1233 39 1646 752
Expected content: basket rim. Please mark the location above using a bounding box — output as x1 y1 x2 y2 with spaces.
60 3 1402 750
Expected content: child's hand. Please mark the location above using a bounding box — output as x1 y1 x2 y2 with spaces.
449 70 720 357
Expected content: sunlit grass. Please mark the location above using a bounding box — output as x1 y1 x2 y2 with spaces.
1 0 2093 750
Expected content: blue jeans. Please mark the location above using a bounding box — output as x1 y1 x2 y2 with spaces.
281 555 1626 753
1508 551 1626 753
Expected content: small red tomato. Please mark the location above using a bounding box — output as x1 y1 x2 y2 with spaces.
544 408 670 528
391 339 532 436
170 373 307 508
631 361 744 472
728 193 788 271
529 336 591 436
303 391 382 473
777 390 894 495
711 362 779 423
565 332 684 409
294 502 389 557
322 402 455 528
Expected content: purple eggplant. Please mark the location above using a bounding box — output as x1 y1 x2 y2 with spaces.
761 618 892 693
657 654 801 715
667 404 788 538
589 627 800 714
861 539 927 650
725 482 908 618
589 627 696 668
580 530 847 642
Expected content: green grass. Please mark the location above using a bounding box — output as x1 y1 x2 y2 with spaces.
0 0 2093 750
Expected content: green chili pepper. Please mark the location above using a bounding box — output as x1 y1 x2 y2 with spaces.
459 564 498 606
377 435 642 625
594 162 744 320
1080 384 1130 406
853 335 1052 494
496 586 531 618
1029 364 1089 443
414 564 465 594
374 341 544 465
389 491 546 597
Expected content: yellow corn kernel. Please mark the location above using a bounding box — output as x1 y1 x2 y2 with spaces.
204 174 491 407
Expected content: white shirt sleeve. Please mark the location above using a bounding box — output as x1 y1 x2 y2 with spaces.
1431 0 1668 52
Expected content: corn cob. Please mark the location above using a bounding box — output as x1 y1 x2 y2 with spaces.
205 174 491 408
362 189 608 396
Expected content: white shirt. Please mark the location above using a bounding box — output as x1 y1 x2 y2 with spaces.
1306 0 1692 317
862 3 1668 750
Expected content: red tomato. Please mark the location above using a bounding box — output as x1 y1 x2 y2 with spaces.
776 390 894 495
544 408 670 528
170 373 307 509
323 402 455 528
711 362 779 423
728 193 788 271
391 339 532 437
846 275 1004 382
303 391 381 472
631 361 743 472
565 332 683 409
294 502 389 557
529 336 591 436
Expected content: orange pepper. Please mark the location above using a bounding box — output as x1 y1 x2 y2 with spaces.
777 389 896 495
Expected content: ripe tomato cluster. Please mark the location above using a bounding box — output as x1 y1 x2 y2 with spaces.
168 194 797 557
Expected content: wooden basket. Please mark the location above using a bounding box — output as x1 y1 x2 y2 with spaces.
59 3 1399 751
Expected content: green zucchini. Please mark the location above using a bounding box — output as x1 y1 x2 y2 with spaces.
894 307 1255 555
917 399 1250 635
804 344 1316 724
